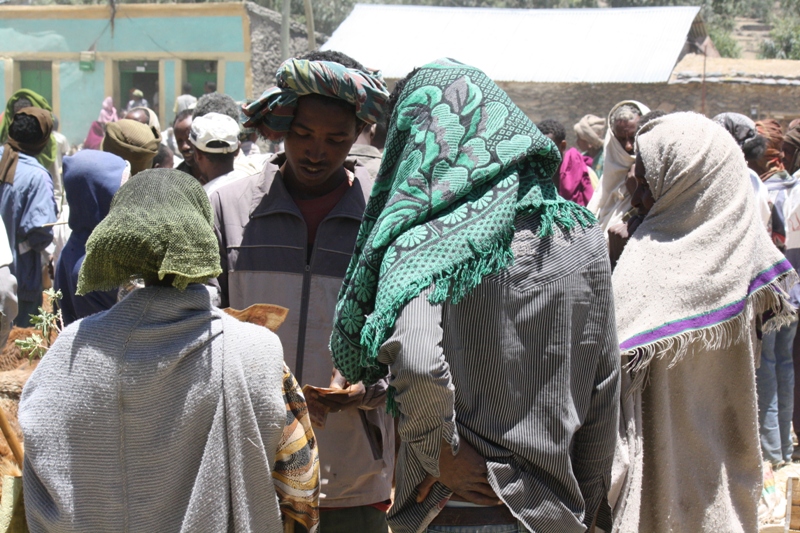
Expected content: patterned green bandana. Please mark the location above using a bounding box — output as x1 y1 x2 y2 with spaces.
243 59 389 141
330 58 594 388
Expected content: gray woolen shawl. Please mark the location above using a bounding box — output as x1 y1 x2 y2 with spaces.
20 285 286 532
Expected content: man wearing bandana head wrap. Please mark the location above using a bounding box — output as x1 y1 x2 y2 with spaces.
211 50 394 532
331 59 614 533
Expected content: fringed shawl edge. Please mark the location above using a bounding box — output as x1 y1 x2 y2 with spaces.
623 258 798 391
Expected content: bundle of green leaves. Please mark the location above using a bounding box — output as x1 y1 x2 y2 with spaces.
15 289 63 361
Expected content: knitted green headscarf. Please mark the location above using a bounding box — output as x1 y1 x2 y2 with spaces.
0 89 58 172
77 169 222 294
330 58 594 388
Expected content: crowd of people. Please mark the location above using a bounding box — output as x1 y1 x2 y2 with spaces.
0 48 797 533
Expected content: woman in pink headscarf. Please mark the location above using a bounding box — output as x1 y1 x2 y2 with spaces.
98 97 118 124
84 97 118 150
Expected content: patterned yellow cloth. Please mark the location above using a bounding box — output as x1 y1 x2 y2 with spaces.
275 365 320 532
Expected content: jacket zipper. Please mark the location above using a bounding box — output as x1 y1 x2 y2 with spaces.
292 203 363 384
295 222 313 384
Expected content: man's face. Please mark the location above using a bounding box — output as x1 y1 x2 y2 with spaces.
575 136 591 153
173 117 194 167
283 95 359 193
613 118 640 155
783 141 799 174
127 109 149 125
630 154 654 215
192 148 212 185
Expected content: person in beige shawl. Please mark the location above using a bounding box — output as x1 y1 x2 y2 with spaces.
587 100 649 237
610 112 798 533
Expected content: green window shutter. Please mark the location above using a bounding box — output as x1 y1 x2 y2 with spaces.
185 60 217 97
19 61 53 105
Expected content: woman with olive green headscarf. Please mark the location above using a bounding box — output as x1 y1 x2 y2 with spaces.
20 170 320 533
1 89 63 211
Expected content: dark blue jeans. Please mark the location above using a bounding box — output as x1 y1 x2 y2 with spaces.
757 321 798 464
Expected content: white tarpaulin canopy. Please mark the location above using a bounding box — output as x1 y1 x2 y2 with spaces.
322 4 703 83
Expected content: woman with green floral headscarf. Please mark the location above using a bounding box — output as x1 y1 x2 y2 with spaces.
20 170 320 533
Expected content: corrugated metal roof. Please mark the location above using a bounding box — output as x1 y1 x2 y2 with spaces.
670 54 800 85
322 4 702 83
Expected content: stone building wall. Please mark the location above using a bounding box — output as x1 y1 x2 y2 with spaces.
497 81 800 146
246 2 327 98
242 13 800 145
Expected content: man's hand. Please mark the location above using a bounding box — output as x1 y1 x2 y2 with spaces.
607 222 630 268
415 438 501 506
314 368 366 412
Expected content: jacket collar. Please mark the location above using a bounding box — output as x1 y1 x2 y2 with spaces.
348 144 382 160
250 152 372 221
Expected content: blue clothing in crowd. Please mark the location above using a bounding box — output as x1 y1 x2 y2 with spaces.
757 321 797 465
0 146 56 313
759 169 800 465
55 150 125 325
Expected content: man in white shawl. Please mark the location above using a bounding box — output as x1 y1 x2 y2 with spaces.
610 112 797 533
587 100 649 236
20 170 320 533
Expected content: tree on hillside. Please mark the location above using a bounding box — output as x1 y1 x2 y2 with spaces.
760 16 800 59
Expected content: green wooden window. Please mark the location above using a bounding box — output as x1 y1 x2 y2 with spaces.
19 61 53 105
185 61 217 97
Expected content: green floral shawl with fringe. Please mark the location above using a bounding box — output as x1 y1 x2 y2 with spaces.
330 58 594 389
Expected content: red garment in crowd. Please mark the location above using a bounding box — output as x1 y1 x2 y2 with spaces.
83 121 105 150
292 175 352 246
558 147 595 207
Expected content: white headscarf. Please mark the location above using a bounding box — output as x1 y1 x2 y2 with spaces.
613 112 796 364
573 114 605 149
586 100 649 235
